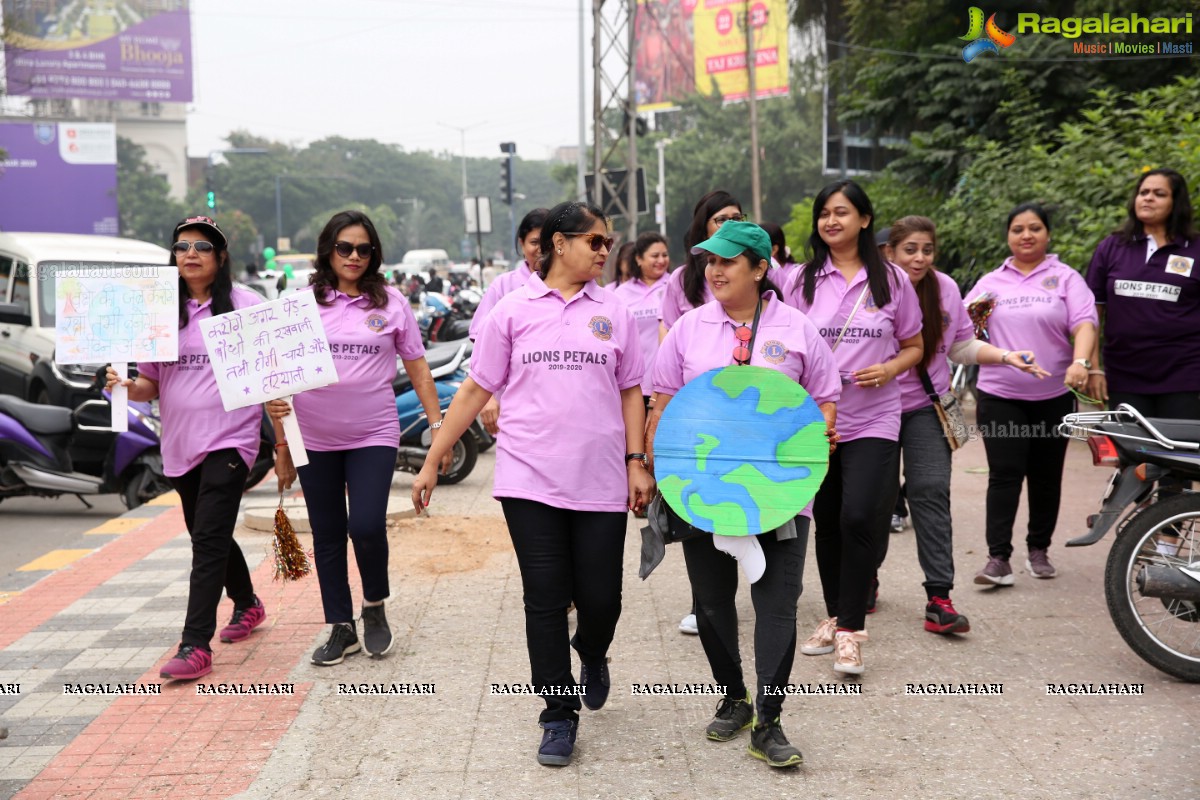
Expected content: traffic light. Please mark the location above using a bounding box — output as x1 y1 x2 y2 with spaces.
206 190 216 210
499 155 513 206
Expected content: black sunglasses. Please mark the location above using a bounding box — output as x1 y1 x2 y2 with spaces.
172 240 215 254
562 232 614 252
334 241 374 258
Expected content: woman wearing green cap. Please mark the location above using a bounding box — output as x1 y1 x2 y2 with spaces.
647 221 840 768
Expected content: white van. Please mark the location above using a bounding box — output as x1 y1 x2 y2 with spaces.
399 248 452 272
0 232 170 407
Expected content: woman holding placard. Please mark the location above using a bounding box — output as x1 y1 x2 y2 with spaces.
647 221 839 768
108 215 290 681
267 210 447 667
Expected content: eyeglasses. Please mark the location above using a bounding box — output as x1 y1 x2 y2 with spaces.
333 241 374 259
733 323 752 365
561 232 614 252
712 213 746 226
171 240 215 254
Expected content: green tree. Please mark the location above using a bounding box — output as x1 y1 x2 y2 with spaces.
116 136 185 244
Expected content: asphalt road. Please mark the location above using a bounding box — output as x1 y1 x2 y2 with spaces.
0 493 128 591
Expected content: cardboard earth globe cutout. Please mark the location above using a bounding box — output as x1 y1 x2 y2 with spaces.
654 366 829 536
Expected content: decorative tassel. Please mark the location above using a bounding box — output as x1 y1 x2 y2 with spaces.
272 494 312 581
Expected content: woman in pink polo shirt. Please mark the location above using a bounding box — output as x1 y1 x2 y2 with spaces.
603 241 635 290
108 216 291 681
883 217 1047 635
649 221 839 768
268 210 447 667
411 201 654 768
612 231 670 404
785 180 924 676
967 203 1097 585
469 207 549 435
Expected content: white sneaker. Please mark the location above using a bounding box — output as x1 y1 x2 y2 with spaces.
679 613 699 635
890 514 907 533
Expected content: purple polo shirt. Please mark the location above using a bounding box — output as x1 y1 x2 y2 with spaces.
469 274 645 512
967 255 1097 401
138 286 263 477
613 276 669 395
659 265 713 330
784 260 923 442
469 260 534 341
898 270 975 413
292 286 426 451
654 293 840 518
1085 233 1200 393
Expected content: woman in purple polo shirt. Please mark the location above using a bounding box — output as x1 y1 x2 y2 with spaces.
268 210 447 667
649 221 839 768
1085 169 1200 423
602 241 635 289
411 201 654 768
785 180 924 676
469 207 550 435
883 217 1047 635
108 216 290 681
967 203 1097 585
612 231 670 404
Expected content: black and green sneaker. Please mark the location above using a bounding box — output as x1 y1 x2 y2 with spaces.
748 717 803 768
705 691 754 742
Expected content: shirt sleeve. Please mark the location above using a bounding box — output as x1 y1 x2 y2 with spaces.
136 361 161 381
1085 235 1113 304
613 304 645 391
659 272 683 329
796 315 841 405
468 281 504 341
391 297 426 361
944 277 976 344
652 323 686 395
467 302 512 395
891 269 924 341
1062 267 1101 332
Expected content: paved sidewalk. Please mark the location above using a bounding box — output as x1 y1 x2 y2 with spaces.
0 430 1198 799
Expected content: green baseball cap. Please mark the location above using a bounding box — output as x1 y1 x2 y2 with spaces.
690 220 772 264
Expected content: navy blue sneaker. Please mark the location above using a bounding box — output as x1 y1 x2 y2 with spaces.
580 657 611 711
537 719 578 766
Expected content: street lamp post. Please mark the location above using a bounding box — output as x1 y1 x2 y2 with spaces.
395 197 421 249
438 120 487 199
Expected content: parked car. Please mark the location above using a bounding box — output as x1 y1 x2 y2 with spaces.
0 232 170 409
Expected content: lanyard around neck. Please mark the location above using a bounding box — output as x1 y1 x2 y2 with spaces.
732 296 764 366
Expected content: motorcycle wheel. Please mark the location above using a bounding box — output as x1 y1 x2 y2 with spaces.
438 432 478 485
1104 491 1200 682
121 465 172 510
245 437 274 491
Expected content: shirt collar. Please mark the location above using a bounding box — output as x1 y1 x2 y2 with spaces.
697 292 783 326
1000 255 1057 278
523 273 604 304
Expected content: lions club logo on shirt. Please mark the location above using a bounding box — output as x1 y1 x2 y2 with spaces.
941 311 952 329
863 293 880 313
1041 275 1060 290
760 340 787 364
1166 255 1194 278
364 314 387 332
589 316 613 341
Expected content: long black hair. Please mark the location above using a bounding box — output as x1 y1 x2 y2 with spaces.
174 224 233 329
888 216 942 369
794 180 895 309
312 210 389 309
516 207 551 256
1115 168 1197 243
682 190 741 308
537 201 608 279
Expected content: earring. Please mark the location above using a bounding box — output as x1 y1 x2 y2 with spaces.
754 275 761 281
556 249 563 255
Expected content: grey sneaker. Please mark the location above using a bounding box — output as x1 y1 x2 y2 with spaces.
974 556 1014 586
361 603 394 657
1026 548 1057 579
705 691 754 741
312 622 361 666
748 718 803 767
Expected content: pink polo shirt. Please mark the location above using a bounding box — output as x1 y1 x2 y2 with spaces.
138 286 263 477
966 255 1097 401
784 260 923 442
613 276 669 395
292 285 426 451
659 265 713 330
469 260 534 340
654 292 840 518
898 270 975 413
469 274 645 512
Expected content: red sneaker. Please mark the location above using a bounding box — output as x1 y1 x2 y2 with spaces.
924 596 970 635
220 597 266 643
160 644 213 681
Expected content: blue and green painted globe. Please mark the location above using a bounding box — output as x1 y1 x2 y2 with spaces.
654 366 829 536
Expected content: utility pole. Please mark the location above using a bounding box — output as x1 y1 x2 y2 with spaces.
592 0 639 238
439 120 486 198
745 0 762 222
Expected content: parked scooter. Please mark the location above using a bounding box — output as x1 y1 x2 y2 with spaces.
0 392 169 509
394 340 493 484
417 292 472 344
1059 404 1200 682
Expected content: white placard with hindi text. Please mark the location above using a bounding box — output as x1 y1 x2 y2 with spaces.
198 292 338 412
55 267 179 364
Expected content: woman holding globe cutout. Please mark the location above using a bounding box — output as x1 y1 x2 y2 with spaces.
647 221 840 768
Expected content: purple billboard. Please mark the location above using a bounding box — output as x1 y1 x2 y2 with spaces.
2 1 192 102
0 122 119 235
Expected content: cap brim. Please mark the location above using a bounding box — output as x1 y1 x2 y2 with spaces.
690 239 746 259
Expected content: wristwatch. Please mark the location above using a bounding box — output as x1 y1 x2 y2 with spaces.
625 452 648 466
430 420 444 429
1073 358 1093 369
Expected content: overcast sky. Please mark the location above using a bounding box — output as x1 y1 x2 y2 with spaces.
188 0 592 162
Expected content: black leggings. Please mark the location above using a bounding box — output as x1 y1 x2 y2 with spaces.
682 520 808 722
812 437 899 632
501 498 627 724
976 390 1074 559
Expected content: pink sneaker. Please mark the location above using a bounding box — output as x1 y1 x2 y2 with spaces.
160 644 212 681
220 597 266 643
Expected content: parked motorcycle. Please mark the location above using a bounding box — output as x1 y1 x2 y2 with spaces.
1059 404 1200 682
394 340 493 484
416 292 472 344
0 392 170 509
